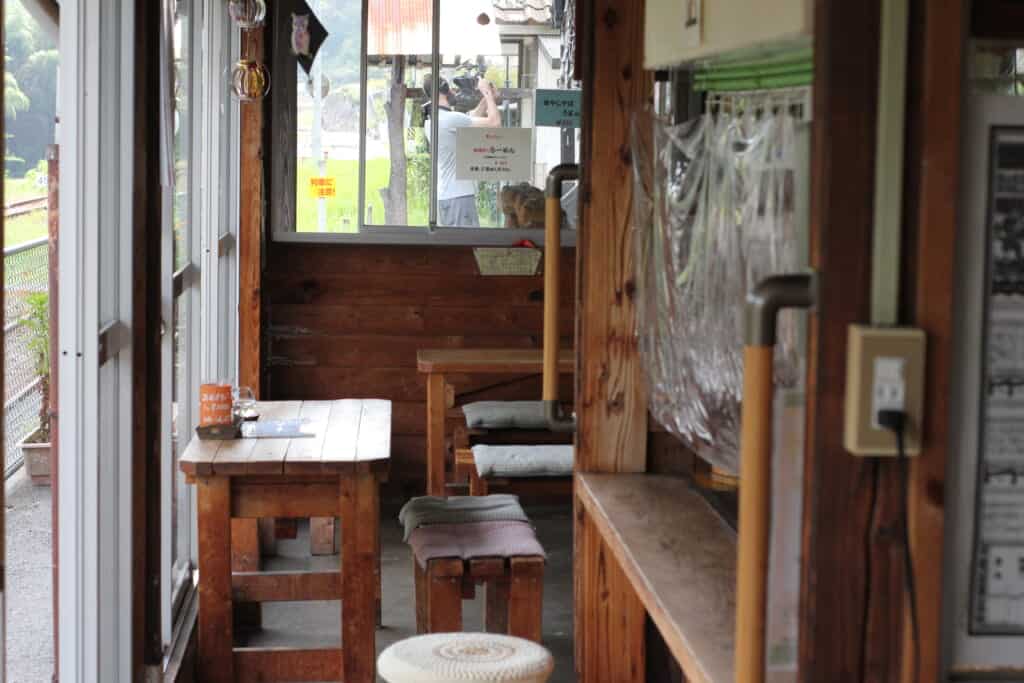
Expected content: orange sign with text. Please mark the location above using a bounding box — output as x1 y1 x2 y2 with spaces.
308 177 337 199
199 383 234 426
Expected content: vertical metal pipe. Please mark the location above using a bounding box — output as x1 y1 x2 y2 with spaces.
356 0 369 229
428 0 441 231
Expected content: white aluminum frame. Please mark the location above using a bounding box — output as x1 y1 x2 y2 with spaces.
59 1 137 680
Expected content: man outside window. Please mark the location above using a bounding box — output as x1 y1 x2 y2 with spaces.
424 75 501 227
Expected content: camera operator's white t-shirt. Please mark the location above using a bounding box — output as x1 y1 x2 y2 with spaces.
425 108 476 201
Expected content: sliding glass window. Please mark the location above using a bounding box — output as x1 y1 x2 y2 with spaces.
270 0 580 244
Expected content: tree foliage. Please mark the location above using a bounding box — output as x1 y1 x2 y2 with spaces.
4 0 57 175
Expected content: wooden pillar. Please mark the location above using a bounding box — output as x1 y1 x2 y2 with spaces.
239 27 264 397
799 0 897 679
574 0 650 477
573 0 651 679
900 0 964 680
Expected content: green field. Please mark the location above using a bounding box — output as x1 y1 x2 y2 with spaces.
6 211 47 247
5 174 49 248
296 157 430 232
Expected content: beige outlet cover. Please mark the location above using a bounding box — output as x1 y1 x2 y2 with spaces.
843 325 926 456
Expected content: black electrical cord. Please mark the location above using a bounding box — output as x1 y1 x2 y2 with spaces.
877 409 921 683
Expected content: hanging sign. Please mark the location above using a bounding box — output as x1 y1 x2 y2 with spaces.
535 90 582 128
455 127 533 182
308 176 337 199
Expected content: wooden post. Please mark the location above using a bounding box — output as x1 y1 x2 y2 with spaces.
426 373 447 495
341 473 379 683
197 477 234 682
575 0 650 474
574 0 651 679
800 0 890 679
47 143 59 681
901 1 964 679
239 27 264 397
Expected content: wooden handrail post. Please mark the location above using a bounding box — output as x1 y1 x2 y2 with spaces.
543 164 578 432
735 273 815 683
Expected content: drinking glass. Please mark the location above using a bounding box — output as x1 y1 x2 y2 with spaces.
233 386 257 420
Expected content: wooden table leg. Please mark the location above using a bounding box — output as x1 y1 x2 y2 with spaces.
426 373 447 496
198 476 234 682
231 518 263 633
341 472 379 683
310 517 336 555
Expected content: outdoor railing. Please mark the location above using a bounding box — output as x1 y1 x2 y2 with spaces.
4 237 49 477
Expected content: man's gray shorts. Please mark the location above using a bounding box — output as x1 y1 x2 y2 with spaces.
438 195 480 227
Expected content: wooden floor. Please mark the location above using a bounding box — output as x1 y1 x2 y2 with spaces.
236 503 576 683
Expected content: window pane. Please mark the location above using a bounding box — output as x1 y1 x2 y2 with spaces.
432 0 579 229
295 0 364 233
363 54 431 228
173 3 191 268
170 0 192 587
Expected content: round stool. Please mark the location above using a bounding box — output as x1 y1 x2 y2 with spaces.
378 633 555 683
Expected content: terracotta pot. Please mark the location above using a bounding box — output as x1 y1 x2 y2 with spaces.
20 430 51 486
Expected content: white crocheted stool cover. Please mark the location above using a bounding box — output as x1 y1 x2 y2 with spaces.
378 633 554 683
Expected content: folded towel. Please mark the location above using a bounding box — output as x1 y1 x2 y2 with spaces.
472 444 574 479
409 521 546 567
399 494 529 541
463 401 549 430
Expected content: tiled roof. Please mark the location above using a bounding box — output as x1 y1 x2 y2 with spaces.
492 0 553 26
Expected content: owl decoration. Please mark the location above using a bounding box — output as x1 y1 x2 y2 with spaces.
291 2 328 76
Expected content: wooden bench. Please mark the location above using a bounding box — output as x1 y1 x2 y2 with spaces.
413 555 545 642
417 349 575 496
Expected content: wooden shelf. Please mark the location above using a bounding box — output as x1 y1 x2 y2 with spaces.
577 473 737 683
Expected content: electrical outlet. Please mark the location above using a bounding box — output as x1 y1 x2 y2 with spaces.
843 325 926 456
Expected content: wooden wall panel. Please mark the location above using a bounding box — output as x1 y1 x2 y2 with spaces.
264 243 575 492
575 493 646 682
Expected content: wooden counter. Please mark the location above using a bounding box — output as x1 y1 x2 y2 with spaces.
576 473 737 683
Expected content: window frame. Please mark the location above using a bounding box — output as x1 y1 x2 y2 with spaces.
267 0 578 247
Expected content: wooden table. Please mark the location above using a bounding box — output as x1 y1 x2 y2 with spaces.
180 400 391 683
417 349 574 496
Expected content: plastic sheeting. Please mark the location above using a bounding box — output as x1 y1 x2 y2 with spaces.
632 98 806 474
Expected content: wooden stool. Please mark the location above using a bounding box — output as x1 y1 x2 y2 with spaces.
378 633 554 683
413 555 545 642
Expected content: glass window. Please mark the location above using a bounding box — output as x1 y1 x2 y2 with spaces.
273 0 580 241
164 0 201 648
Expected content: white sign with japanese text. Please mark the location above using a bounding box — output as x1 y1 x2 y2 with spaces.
455 127 533 182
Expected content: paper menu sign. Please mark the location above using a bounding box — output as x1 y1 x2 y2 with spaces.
241 419 319 439
455 127 533 182
535 90 582 128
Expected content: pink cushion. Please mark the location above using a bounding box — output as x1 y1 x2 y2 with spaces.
409 521 545 568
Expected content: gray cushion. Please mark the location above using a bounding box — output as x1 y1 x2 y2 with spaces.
463 401 549 430
472 445 575 479
398 494 528 541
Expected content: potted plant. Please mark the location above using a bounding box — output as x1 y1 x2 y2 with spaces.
20 292 51 486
